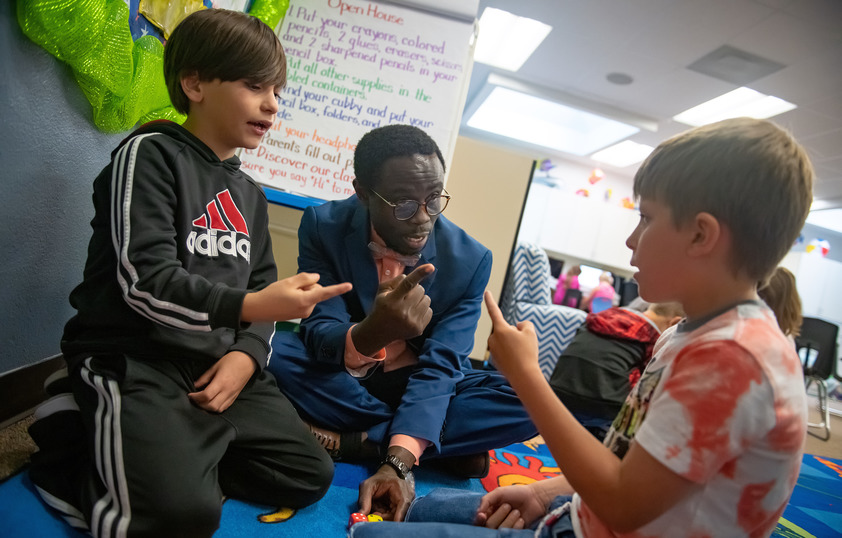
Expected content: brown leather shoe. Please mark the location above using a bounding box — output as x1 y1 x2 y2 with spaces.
308 424 342 458
306 423 379 461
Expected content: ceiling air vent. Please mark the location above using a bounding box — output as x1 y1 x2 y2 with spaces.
687 45 785 86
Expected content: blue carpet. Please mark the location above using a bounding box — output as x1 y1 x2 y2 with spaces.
1 442 839 537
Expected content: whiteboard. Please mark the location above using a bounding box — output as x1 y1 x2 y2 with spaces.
240 0 477 205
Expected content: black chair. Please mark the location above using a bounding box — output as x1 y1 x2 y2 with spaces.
560 288 582 309
619 279 639 307
795 317 839 441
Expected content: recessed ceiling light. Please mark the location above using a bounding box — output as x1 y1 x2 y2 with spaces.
473 8 552 71
465 86 640 156
673 87 796 127
590 140 654 167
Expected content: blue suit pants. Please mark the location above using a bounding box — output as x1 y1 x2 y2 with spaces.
268 331 537 458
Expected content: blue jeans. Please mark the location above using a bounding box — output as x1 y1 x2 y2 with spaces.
349 488 575 538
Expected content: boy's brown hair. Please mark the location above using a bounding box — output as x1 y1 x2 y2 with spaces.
633 117 813 281
164 9 287 114
758 266 803 337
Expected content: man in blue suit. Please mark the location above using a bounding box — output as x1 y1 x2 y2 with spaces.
268 125 536 521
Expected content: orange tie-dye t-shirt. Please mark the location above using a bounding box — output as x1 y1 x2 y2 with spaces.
572 301 807 538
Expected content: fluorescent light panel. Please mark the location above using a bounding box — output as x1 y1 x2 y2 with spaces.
474 8 551 71
673 87 796 127
806 208 842 235
467 87 640 155
811 199 841 212
591 140 654 168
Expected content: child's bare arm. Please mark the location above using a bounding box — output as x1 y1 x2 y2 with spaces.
484 291 695 532
241 272 353 323
188 351 256 413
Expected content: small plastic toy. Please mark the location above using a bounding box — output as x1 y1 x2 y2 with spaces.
348 512 384 527
348 512 368 527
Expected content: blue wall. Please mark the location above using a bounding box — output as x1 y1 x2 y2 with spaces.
1 3 123 375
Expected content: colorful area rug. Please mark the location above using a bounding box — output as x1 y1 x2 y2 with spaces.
1 440 839 537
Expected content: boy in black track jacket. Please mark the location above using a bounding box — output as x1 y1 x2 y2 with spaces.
28 9 351 537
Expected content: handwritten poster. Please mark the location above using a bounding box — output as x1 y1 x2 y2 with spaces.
240 0 475 202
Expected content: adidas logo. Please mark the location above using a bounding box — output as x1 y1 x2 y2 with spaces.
186 189 251 262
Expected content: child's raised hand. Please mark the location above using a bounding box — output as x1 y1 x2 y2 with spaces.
484 291 541 382
242 273 352 323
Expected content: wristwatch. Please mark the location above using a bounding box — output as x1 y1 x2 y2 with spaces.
381 454 413 480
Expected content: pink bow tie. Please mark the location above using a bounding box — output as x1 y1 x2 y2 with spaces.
368 242 421 267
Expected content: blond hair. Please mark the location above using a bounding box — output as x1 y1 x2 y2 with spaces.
633 118 813 281
758 267 803 337
648 302 685 319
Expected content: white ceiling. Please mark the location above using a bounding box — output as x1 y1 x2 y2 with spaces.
461 0 842 222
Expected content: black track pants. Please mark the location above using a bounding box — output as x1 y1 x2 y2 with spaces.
68 354 333 538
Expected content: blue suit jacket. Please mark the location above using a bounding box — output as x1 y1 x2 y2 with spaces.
296 195 492 450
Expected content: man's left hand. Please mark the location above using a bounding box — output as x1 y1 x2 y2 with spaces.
358 464 415 522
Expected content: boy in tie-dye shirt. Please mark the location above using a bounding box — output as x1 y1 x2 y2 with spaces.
351 118 814 538
483 117 813 538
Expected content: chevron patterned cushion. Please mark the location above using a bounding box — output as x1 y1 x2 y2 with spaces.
509 242 553 305
497 242 587 379
515 303 586 379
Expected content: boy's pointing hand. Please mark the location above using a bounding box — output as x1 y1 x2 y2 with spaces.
242 273 352 323
484 291 540 382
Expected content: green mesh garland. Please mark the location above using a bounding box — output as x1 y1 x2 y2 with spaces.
250 0 290 31
16 0 290 133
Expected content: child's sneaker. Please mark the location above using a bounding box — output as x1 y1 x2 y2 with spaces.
28 393 89 531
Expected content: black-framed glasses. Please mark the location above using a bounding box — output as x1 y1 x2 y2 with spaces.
369 188 451 221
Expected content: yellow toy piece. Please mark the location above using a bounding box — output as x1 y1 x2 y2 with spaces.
258 507 297 523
